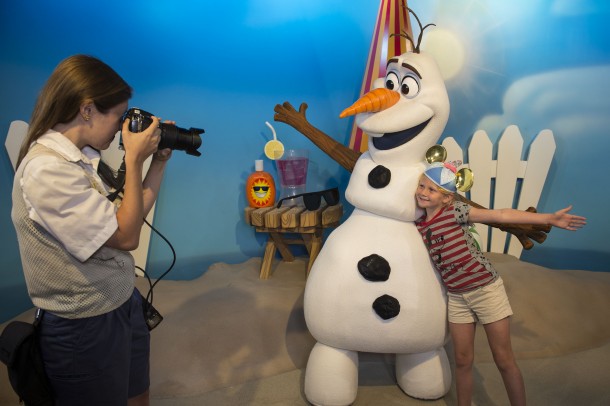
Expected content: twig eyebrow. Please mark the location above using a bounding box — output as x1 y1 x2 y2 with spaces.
402 63 422 79
386 59 423 79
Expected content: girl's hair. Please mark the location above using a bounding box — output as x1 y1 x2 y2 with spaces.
16 55 133 168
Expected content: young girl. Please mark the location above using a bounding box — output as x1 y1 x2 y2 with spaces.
414 161 586 406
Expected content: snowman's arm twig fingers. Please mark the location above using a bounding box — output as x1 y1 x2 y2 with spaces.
274 101 361 172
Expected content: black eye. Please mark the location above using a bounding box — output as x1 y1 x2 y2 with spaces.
401 75 420 98
385 72 399 91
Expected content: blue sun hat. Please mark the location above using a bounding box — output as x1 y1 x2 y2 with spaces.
423 162 459 193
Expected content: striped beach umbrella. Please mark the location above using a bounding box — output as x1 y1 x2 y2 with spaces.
348 0 413 152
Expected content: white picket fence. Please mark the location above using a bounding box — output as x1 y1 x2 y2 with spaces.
442 125 556 258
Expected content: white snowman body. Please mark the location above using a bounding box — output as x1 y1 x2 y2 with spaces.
303 51 453 405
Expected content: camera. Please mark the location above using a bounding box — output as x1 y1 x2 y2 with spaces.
122 107 203 157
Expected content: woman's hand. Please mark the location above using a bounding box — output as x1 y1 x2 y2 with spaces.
153 148 172 162
151 119 174 162
121 116 162 165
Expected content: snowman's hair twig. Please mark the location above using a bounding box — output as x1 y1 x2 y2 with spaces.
390 30 416 51
391 3 436 54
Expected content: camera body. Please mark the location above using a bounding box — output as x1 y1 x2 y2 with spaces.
122 107 203 157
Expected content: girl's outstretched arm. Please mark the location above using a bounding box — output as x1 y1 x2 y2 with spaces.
469 205 586 231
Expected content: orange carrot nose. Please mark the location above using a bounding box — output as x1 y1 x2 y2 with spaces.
339 88 400 118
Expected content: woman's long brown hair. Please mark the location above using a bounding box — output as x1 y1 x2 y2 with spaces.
16 55 132 171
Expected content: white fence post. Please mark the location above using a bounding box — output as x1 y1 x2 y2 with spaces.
442 125 555 258
507 129 556 257
491 126 524 253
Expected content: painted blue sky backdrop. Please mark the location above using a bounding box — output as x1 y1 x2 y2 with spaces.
1 0 609 321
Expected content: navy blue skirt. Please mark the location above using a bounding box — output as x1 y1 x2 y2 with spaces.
39 289 150 405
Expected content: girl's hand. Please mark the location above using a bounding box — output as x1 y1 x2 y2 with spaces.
552 205 587 231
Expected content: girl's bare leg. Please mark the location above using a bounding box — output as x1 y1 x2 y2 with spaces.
483 317 526 406
449 322 477 406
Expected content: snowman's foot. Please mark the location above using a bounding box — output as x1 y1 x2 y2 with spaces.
395 348 452 400
304 342 359 406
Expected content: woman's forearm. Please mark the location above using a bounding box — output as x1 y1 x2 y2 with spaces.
142 157 168 216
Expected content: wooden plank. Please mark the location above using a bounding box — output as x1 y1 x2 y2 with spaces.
269 232 295 262
244 207 256 225
306 229 324 277
491 125 523 253
301 233 313 255
442 137 464 163
281 206 305 228
508 129 555 257
300 206 324 227
321 204 343 226
250 207 274 227
6 120 28 170
255 226 317 234
259 239 277 279
468 130 494 252
264 207 291 229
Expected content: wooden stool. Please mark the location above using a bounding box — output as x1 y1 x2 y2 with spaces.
244 204 343 279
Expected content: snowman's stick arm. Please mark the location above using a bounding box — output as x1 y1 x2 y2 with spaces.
454 194 552 250
274 102 361 172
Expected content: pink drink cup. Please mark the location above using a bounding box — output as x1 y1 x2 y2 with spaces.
277 157 308 187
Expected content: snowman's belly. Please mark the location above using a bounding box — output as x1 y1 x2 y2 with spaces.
304 209 448 353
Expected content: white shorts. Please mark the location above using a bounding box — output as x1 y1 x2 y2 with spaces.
447 277 513 324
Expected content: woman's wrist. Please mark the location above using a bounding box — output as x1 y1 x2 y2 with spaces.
152 149 172 162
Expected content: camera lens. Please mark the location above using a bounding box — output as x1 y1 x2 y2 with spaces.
159 124 203 157
121 108 203 157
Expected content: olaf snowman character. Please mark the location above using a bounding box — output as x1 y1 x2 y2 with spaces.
275 25 452 404
274 14 549 406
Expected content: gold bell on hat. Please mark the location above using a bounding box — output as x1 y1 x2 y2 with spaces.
425 144 447 164
456 168 474 192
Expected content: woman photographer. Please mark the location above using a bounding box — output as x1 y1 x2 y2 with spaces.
11 54 171 406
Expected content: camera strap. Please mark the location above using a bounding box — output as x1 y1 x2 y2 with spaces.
106 159 126 202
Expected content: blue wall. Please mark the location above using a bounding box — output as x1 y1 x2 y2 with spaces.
2 0 609 322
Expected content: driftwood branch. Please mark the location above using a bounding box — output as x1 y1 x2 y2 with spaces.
274 102 360 172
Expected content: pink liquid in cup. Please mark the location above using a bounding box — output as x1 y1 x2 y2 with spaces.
277 157 308 187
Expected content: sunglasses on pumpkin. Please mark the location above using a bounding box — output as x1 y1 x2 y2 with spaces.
276 187 340 211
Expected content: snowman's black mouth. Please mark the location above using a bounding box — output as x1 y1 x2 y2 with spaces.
372 119 431 150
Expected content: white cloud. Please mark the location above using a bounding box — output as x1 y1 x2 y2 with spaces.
477 65 610 138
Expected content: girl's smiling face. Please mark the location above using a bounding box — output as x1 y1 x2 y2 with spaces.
416 175 453 216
